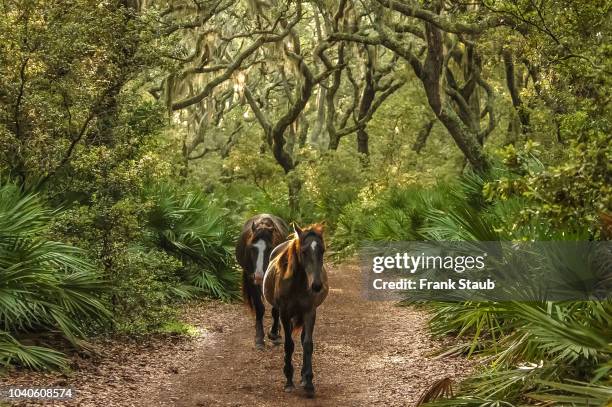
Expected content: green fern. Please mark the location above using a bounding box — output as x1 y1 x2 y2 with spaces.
0 183 109 370
145 184 239 300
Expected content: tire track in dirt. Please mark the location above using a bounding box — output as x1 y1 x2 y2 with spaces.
150 262 474 407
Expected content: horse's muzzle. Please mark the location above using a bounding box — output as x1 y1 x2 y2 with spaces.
311 282 323 293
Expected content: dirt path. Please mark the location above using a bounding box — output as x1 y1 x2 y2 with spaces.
2 262 473 406
151 262 473 407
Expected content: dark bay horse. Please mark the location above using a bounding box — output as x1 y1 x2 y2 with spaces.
236 214 289 349
263 223 328 397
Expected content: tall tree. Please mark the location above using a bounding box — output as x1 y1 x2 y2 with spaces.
153 0 404 211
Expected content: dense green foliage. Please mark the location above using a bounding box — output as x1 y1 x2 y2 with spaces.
0 0 239 369
336 171 611 405
0 183 108 369
144 185 238 301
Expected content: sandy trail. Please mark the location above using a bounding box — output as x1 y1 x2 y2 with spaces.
151 262 472 407
1 262 473 407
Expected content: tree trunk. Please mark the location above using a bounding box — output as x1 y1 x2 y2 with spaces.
413 119 435 153
503 50 530 134
504 110 521 145
311 10 326 146
435 105 490 173
465 45 482 140
356 127 369 156
311 87 326 146
356 47 376 156
328 133 340 150
421 21 490 173
287 174 302 218
179 136 189 179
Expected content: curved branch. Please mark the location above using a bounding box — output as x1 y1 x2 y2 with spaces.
171 3 301 110
374 0 510 34
270 50 315 172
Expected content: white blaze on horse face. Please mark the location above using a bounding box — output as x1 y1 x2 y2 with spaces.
253 239 267 275
310 241 317 252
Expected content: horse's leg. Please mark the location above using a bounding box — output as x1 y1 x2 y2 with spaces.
253 284 265 349
268 307 281 344
281 311 295 392
300 310 316 397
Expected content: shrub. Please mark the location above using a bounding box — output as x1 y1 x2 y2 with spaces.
485 132 611 238
144 184 240 301
411 177 612 406
110 248 184 333
299 149 366 227
0 183 108 370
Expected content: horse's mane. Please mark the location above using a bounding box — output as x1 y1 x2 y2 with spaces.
270 223 325 282
266 223 325 334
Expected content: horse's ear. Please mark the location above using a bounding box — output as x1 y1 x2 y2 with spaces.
251 222 257 233
293 222 303 240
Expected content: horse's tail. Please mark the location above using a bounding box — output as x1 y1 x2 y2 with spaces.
292 315 304 336
242 271 255 312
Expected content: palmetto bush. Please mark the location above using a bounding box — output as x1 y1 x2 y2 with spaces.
336 173 611 405
334 173 486 252
333 182 454 257
0 183 109 370
145 185 239 301
414 175 612 406
423 300 612 406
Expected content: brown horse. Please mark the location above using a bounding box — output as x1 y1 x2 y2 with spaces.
263 223 328 397
236 214 289 349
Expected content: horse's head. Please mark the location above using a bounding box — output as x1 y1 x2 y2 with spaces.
293 223 325 293
248 220 276 285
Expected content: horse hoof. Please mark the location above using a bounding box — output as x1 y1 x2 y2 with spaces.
268 332 282 345
304 386 315 398
255 342 264 350
284 384 295 393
